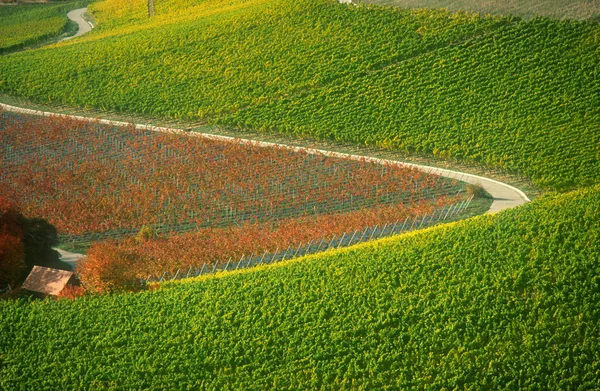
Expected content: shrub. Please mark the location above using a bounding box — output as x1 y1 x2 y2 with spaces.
0 197 25 290
77 242 146 293
57 285 87 300
466 183 487 198
136 226 157 243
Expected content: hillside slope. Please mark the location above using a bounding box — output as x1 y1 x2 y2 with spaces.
1 3 598 388
362 0 600 21
1 186 599 389
0 2 85 53
0 0 598 189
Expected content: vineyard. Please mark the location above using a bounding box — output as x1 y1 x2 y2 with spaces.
0 0 598 189
78 197 474 292
1 0 599 388
0 112 465 242
0 2 84 53
1 186 598 388
363 0 600 20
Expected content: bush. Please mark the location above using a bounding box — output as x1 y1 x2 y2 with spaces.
466 183 487 198
77 242 146 293
136 226 157 243
0 197 25 290
57 285 87 300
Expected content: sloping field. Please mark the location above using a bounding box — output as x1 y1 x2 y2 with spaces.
1 186 599 389
1 0 599 388
0 0 598 188
1 112 473 291
362 0 600 21
0 2 84 53
0 112 461 241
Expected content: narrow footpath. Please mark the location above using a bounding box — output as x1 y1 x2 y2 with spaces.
61 8 93 42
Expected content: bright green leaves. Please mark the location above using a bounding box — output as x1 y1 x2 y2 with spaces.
1 186 600 389
0 2 86 53
2 0 598 189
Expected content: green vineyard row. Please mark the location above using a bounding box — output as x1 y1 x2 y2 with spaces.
1 0 597 188
362 0 600 21
2 186 598 389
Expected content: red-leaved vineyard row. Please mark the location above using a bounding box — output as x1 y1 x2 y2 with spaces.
0 112 471 291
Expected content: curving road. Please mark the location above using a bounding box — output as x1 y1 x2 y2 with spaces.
0 103 530 267
0 102 530 214
56 249 85 269
1 5 530 266
0 7 531 214
25 6 530 213
60 8 93 42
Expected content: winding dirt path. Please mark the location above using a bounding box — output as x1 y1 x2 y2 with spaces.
60 8 93 42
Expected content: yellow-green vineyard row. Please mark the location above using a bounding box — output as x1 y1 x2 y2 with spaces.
2 186 599 389
362 0 600 21
0 2 85 53
1 0 598 189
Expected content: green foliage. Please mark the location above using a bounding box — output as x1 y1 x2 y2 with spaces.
135 226 157 243
465 183 487 198
0 2 81 53
361 0 600 21
1 186 599 389
1 0 598 189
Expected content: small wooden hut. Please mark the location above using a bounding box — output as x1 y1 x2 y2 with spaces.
21 266 76 296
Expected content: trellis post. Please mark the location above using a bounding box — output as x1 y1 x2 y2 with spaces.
337 232 346 248
235 254 245 270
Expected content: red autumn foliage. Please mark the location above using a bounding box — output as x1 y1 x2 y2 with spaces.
2 113 465 293
56 285 87 300
1 113 462 242
77 196 458 292
0 196 25 289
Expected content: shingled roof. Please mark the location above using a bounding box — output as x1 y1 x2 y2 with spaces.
22 266 74 296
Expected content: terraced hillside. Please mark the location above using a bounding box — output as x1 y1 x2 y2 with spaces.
0 0 598 188
0 1 85 53
2 186 599 389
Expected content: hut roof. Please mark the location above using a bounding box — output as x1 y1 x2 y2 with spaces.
22 266 74 296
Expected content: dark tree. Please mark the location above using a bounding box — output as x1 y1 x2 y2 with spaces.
22 217 63 272
1 196 70 291
0 198 25 291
